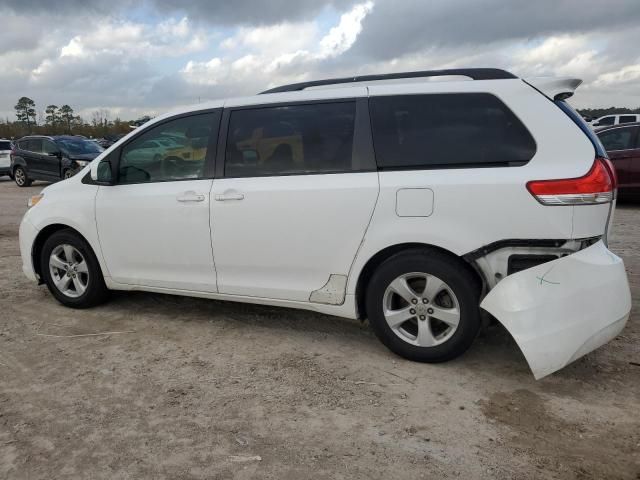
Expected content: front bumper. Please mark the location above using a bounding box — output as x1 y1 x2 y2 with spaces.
19 217 40 282
480 240 631 379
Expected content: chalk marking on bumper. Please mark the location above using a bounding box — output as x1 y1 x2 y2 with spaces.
480 240 631 379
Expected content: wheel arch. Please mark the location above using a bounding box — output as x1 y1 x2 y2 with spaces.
32 224 95 280
11 157 28 174
354 242 486 320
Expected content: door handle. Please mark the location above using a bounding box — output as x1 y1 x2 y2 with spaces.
177 191 205 202
215 192 245 201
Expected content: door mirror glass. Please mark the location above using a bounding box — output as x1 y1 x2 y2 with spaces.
91 159 114 184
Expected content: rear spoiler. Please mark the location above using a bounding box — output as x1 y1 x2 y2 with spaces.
524 77 582 101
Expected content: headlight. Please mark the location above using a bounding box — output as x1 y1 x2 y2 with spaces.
76 160 89 167
28 194 43 208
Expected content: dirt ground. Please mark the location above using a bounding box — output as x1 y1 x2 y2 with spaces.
0 178 638 480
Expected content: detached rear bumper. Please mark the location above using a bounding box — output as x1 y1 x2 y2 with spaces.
480 240 631 379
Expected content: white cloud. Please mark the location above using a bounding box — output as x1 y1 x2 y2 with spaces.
318 0 373 58
181 1 374 89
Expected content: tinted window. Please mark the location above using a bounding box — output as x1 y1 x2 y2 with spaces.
597 116 615 126
26 139 43 153
619 115 637 124
0 141 10 150
42 140 59 154
598 127 636 151
369 93 536 169
225 102 357 177
119 113 216 184
55 138 103 155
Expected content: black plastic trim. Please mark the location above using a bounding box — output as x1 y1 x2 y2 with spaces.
260 68 517 94
463 237 601 262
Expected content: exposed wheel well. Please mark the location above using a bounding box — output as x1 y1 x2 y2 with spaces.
32 224 89 280
355 243 486 320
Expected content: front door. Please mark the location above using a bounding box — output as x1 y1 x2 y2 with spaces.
96 111 221 292
41 139 62 178
211 98 379 302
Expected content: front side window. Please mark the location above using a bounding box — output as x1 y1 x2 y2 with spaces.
225 102 357 178
598 127 636 151
118 113 216 184
42 140 59 154
369 93 536 169
597 116 615 126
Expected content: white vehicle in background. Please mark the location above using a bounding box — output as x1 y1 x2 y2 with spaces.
590 113 640 128
18 68 631 379
0 139 12 178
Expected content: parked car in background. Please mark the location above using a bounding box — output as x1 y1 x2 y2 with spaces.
10 135 103 186
0 139 13 178
18 69 631 379
590 114 640 128
97 134 125 149
596 122 640 199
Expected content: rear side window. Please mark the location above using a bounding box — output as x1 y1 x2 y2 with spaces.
26 139 43 153
619 115 637 124
225 102 357 177
369 93 536 169
0 141 10 150
598 127 637 151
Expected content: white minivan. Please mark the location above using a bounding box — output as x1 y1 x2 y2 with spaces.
19 68 631 379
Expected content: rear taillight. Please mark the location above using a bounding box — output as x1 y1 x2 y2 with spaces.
526 158 614 205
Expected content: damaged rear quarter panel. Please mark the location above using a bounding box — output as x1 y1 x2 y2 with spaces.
480 241 631 379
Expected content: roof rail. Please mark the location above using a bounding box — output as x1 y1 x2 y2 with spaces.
260 68 517 94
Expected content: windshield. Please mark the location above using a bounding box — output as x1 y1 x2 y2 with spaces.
0 141 11 150
56 138 103 155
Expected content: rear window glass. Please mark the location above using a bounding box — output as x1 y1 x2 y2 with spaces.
369 93 536 169
0 141 11 150
619 115 637 124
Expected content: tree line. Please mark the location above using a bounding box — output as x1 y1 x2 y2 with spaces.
1 96 143 140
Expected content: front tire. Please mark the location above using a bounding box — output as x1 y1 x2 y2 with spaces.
63 168 74 180
14 166 32 187
365 249 481 363
40 230 109 308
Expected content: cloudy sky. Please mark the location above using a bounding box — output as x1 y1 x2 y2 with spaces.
2 0 640 121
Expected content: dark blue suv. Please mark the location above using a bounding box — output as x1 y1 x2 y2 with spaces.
11 135 103 187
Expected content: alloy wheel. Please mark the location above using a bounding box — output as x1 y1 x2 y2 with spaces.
49 244 89 298
382 272 460 347
15 168 25 186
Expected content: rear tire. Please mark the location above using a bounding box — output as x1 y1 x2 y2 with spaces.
365 249 481 363
14 166 32 187
40 230 110 308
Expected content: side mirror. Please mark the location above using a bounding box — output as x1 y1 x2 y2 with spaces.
91 159 114 185
48 151 62 158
